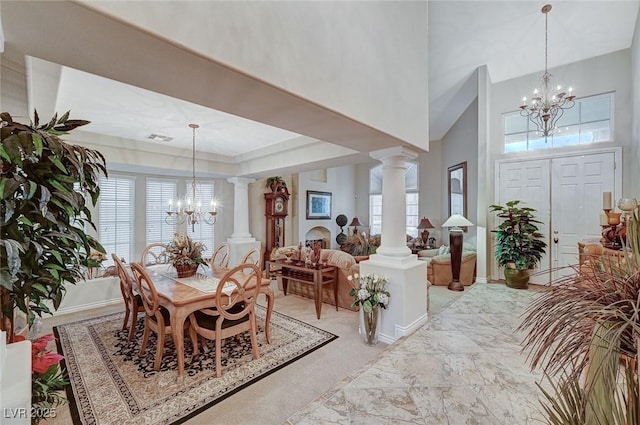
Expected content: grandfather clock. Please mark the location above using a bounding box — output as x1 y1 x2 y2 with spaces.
264 190 289 263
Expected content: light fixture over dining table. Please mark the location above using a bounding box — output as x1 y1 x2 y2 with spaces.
165 123 218 231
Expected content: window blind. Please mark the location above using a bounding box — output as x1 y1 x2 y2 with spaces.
99 175 135 266
146 179 177 246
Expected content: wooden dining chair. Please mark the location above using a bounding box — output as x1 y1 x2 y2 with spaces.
189 263 261 378
112 254 144 341
210 243 230 268
141 243 170 266
240 247 261 268
130 262 191 371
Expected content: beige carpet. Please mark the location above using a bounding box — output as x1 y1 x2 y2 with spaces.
41 284 463 425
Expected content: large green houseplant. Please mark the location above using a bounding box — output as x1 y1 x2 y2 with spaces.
489 200 547 288
0 111 107 342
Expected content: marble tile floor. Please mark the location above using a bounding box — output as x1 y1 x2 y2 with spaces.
286 282 550 425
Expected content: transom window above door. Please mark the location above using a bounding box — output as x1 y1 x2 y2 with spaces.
502 92 613 153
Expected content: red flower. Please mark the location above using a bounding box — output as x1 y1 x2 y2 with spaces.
32 334 55 352
32 350 64 374
29 334 64 374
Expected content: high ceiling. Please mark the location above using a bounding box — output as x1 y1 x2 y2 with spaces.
428 0 640 140
3 1 640 163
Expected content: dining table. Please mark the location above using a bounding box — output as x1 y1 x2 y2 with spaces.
144 264 274 380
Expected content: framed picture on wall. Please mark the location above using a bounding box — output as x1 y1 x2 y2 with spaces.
306 191 332 219
448 161 468 231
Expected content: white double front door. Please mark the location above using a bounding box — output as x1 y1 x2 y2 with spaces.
495 149 619 284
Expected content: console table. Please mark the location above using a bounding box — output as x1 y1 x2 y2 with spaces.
266 260 337 319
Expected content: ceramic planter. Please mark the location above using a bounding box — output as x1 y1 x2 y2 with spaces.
504 268 530 289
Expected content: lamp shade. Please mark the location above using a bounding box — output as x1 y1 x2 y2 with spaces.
442 214 474 228
417 217 434 229
349 217 363 227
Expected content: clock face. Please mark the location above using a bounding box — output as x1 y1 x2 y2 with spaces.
275 198 284 213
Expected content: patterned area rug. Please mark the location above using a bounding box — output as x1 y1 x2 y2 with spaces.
54 305 337 425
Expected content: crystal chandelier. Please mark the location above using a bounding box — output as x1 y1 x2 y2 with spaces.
165 123 218 231
519 4 576 139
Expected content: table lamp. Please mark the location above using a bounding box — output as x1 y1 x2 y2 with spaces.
349 217 363 235
442 214 474 292
416 217 435 246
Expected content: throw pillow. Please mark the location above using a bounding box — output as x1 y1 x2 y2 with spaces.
438 245 448 256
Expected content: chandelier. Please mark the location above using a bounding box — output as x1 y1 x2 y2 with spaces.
519 4 575 138
165 123 218 231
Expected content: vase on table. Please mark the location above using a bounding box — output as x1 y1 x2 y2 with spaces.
359 306 381 346
175 264 197 278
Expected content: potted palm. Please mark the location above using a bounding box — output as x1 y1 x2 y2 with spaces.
489 200 547 288
518 209 640 424
265 176 287 193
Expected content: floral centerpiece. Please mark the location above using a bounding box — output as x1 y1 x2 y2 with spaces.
348 273 390 345
167 233 207 277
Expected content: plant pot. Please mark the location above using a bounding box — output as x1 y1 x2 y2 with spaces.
359 306 381 346
175 265 198 278
504 268 530 289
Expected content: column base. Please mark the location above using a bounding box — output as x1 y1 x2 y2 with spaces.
359 259 428 343
227 240 261 268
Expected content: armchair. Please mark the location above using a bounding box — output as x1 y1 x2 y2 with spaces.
418 243 476 286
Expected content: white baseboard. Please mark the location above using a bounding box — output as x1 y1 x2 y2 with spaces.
54 298 123 316
50 277 123 316
378 312 429 344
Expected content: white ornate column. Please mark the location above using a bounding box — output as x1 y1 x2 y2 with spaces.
226 177 260 267
370 147 415 261
360 146 428 343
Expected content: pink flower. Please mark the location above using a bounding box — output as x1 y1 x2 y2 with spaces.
32 334 55 352
32 351 64 374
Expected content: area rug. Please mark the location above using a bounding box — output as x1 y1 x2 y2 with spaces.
54 305 337 425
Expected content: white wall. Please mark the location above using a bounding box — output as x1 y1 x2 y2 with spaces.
631 8 640 197
491 50 633 188
79 1 429 150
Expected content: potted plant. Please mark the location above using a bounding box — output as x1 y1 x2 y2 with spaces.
489 200 547 288
167 233 207 277
0 111 107 342
518 209 640 424
265 176 287 193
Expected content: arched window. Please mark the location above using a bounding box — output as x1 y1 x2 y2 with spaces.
369 161 419 237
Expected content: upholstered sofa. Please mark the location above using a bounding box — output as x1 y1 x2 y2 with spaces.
417 243 477 286
270 247 359 311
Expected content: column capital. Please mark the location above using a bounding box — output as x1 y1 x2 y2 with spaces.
226 177 255 186
370 146 419 162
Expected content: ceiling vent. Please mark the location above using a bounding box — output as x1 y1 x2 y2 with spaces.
147 133 173 142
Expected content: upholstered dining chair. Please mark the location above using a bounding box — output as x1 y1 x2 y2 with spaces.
210 243 230 268
240 247 261 268
189 263 261 378
130 262 191 371
112 254 144 341
141 243 169 266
